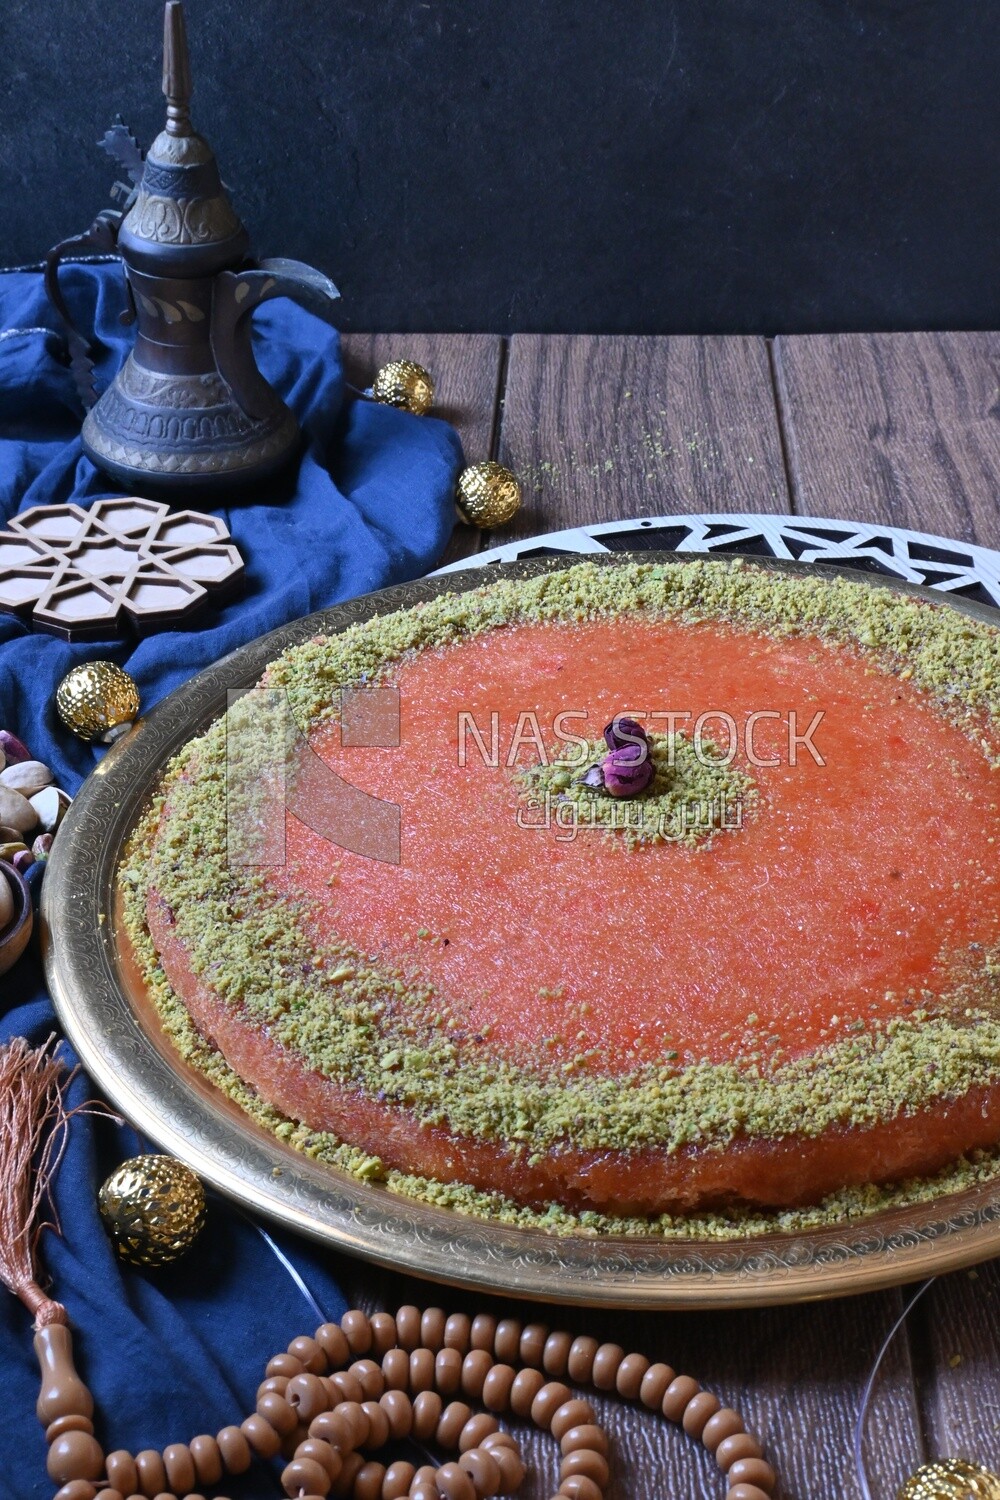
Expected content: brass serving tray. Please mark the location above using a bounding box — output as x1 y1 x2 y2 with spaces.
42 554 1000 1308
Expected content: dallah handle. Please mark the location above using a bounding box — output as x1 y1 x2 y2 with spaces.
43 212 123 411
210 257 340 421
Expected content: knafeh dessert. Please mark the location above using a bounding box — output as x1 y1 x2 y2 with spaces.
123 560 1000 1224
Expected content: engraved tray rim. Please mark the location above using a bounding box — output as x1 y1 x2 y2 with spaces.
41 551 1000 1308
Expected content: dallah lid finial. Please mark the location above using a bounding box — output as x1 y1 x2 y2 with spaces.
162 1 194 137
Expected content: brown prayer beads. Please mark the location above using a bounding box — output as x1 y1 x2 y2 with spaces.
41 1305 774 1500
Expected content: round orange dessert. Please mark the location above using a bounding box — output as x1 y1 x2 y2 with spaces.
126 559 1000 1220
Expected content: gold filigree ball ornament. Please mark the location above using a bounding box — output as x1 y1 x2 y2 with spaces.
55 660 140 743
455 460 522 529
98 1154 206 1267
898 1460 1000 1499
371 359 435 415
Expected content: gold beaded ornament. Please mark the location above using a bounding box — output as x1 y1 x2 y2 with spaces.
55 662 140 744
898 1460 1000 1499
34 1301 781 1500
371 361 435 416
98 1155 206 1268
455 461 522 529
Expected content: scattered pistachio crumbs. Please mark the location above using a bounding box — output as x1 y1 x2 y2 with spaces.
516 731 757 848
120 559 1000 1234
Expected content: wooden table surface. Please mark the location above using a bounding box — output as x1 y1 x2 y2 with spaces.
338 332 1000 1500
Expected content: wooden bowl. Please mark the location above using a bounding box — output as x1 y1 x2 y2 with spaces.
0 859 33 975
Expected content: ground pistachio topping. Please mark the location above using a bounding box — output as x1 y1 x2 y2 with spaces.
120 558 1000 1228
516 730 757 848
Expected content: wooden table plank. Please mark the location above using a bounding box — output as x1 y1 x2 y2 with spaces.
341 333 503 565
495 335 792 542
772 331 1000 547
916 1262 1000 1467
773 326 1000 1476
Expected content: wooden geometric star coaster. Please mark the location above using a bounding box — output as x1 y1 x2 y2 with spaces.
0 497 245 641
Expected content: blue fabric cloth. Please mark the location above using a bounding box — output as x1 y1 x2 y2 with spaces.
0 261 463 1498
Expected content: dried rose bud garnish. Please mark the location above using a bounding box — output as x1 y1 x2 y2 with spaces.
578 715 655 797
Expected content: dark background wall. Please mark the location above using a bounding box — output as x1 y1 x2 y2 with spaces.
2 1 997 335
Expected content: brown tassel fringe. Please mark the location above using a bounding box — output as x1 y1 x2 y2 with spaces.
0 1035 76 1329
